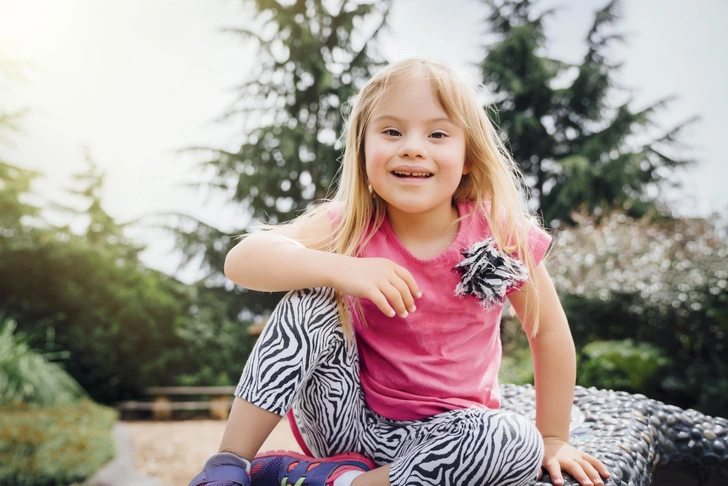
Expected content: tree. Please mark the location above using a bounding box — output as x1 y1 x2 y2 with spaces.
169 0 392 318
0 56 39 243
53 149 143 260
0 56 200 402
0 161 193 403
479 0 694 225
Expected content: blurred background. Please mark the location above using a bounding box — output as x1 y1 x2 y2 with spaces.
1 0 726 483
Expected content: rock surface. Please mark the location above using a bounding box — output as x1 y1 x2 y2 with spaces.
118 385 728 486
501 384 728 486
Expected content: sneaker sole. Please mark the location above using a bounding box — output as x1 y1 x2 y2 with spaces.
254 450 376 470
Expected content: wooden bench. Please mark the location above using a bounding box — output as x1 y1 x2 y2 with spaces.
117 386 235 420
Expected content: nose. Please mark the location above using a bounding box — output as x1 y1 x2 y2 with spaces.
398 135 428 159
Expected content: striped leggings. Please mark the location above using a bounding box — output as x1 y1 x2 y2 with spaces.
235 288 543 486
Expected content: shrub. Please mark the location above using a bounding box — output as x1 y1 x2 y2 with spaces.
548 211 728 415
577 339 671 394
0 319 84 406
0 399 116 486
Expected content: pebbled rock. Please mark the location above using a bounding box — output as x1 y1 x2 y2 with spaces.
500 384 728 486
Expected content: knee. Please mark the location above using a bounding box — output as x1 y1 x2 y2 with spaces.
492 412 543 484
464 411 543 485
262 287 342 340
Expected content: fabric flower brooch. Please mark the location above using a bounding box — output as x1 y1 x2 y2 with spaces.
453 237 529 310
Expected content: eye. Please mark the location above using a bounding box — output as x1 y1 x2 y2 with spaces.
430 131 448 139
383 128 401 137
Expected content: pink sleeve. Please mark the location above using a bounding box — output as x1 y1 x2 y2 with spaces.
506 224 552 294
527 224 552 267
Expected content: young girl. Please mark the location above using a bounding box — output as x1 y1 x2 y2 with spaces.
189 59 610 486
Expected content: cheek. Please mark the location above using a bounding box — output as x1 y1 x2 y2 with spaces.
364 142 389 173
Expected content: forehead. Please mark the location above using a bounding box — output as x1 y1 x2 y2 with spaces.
369 79 452 123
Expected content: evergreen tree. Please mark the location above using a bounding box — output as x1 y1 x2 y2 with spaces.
62 150 142 260
0 161 41 242
479 0 694 225
0 58 39 243
170 0 392 317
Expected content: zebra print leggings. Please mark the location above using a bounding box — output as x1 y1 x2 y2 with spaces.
235 287 544 486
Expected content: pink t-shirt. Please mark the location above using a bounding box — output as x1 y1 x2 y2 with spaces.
352 200 551 421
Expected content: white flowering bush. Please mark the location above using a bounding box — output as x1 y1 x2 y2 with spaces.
550 212 728 320
544 211 728 415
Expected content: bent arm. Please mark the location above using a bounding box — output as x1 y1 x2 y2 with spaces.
224 206 344 292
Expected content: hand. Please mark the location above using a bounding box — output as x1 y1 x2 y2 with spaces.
332 257 421 318
540 437 610 486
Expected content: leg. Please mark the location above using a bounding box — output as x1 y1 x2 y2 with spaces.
358 408 543 486
218 398 282 460
227 288 366 459
289 299 367 458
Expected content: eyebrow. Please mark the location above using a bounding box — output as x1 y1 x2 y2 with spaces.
371 115 455 125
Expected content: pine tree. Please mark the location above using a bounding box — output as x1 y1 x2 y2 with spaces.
169 0 392 317
0 57 39 243
479 0 694 225
64 150 141 259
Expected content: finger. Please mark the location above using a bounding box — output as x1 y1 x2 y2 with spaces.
544 461 564 486
368 292 396 318
394 266 422 304
389 276 416 314
564 461 594 486
584 455 611 479
575 458 603 486
381 284 408 318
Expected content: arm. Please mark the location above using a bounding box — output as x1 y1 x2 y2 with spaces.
224 206 420 317
224 207 342 292
509 262 610 486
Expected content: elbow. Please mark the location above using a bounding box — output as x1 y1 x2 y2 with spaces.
223 253 235 282
223 244 246 285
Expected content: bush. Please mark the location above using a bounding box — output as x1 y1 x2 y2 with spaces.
0 319 84 406
548 211 728 415
0 241 192 403
0 399 116 486
577 339 671 394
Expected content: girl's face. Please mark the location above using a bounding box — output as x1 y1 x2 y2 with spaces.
363 79 468 219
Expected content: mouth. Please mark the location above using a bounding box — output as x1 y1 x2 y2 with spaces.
392 170 434 178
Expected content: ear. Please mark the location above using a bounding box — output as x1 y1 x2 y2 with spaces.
462 160 471 176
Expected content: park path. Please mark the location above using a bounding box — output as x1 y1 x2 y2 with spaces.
125 417 302 486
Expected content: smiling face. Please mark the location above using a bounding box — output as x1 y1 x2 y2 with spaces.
363 79 468 220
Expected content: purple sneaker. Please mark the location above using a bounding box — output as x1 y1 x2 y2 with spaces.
250 450 375 486
188 452 251 486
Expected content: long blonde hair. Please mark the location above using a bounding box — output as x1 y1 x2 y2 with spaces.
297 58 543 337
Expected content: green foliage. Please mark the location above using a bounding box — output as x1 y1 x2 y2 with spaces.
499 315 534 385
499 345 534 385
0 162 41 236
0 239 193 403
479 0 694 224
549 210 728 415
200 0 392 224
577 339 671 394
0 56 231 400
173 285 257 387
0 157 195 403
0 319 84 406
0 399 116 486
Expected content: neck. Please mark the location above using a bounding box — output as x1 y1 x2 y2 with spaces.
386 202 460 256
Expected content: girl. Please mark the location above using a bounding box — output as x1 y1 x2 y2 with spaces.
190 59 610 486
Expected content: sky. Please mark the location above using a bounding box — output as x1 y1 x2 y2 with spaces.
1 0 726 279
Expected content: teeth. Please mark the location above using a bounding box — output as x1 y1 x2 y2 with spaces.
393 171 432 177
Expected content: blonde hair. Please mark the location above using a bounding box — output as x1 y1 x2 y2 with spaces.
295 58 543 337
